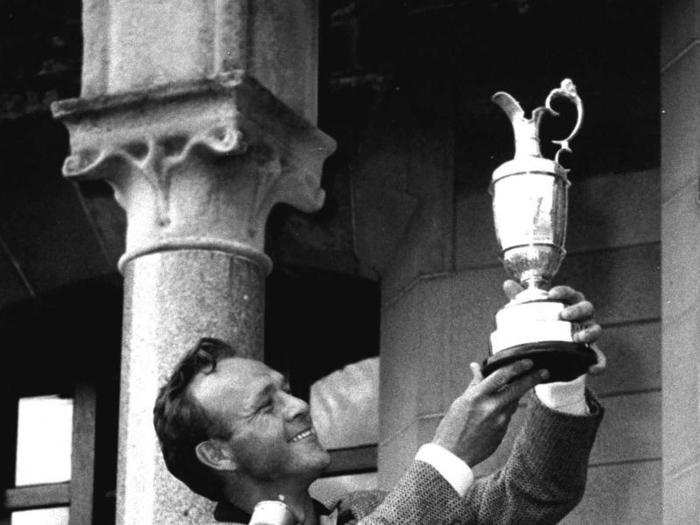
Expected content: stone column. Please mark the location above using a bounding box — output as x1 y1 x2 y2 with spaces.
660 1 699 523
52 2 334 523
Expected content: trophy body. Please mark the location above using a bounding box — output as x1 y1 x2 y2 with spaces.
482 80 596 382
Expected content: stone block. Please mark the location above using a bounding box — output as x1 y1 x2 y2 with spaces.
661 0 699 67
590 392 661 465
567 170 660 251
456 170 661 271
379 282 424 442
415 276 468 415
664 461 700 525
353 184 418 278
82 0 320 122
350 102 418 278
662 305 700 477
661 45 699 202
557 243 661 325
661 183 700 321
380 275 459 442
381 200 453 304
377 417 420 490
588 321 661 396
454 191 500 269
249 0 319 122
445 268 504 401
380 125 454 302
406 124 454 203
563 460 662 525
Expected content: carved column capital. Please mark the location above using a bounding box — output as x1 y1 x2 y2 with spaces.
52 71 336 273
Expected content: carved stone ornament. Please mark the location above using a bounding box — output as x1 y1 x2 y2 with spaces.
52 71 336 273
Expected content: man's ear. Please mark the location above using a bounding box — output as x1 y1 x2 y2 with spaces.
195 440 238 472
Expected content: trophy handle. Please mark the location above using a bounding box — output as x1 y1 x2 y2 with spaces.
544 79 584 166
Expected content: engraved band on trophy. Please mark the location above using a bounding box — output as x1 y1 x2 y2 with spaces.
482 79 596 382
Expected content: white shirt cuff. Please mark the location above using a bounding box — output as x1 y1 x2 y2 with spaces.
535 374 589 415
415 443 474 497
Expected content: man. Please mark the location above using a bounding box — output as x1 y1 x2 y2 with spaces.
154 282 604 524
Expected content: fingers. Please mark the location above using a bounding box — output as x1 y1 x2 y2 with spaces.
503 280 524 300
548 285 585 304
588 342 607 375
499 368 549 404
477 359 533 394
554 288 602 345
560 300 594 322
573 322 602 344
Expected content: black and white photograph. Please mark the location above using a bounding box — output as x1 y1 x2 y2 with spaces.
0 1 693 524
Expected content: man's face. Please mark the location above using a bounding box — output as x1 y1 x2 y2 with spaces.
190 357 330 482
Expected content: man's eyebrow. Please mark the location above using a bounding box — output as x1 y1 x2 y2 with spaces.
269 372 289 389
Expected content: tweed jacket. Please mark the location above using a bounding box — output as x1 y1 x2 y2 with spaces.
215 394 603 524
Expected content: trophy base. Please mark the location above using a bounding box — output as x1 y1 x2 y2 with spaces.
487 298 596 382
482 341 596 383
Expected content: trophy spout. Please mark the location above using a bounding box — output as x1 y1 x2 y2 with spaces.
491 91 547 159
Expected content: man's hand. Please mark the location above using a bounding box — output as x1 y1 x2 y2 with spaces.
503 280 606 375
432 359 549 467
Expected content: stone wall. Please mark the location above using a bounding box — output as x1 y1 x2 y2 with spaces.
378 169 662 523
660 0 700 522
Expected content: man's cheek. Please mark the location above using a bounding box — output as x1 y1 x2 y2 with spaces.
238 438 289 475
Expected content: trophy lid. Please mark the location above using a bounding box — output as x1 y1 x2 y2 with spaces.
491 79 583 183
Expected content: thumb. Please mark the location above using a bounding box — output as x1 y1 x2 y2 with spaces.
587 343 607 375
469 362 484 385
503 279 524 300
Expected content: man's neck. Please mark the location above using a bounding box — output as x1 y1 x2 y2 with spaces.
224 478 320 524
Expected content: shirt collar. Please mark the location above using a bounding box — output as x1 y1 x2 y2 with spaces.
214 498 333 523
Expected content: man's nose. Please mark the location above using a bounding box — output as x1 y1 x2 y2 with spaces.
282 392 310 421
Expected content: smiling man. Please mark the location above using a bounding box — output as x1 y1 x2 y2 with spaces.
191 356 331 519
154 283 604 524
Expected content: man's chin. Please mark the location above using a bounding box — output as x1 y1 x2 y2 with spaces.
309 448 332 471
287 441 331 479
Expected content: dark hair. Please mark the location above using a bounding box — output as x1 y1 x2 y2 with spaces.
153 337 237 501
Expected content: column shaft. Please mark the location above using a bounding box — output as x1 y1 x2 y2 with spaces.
117 251 264 522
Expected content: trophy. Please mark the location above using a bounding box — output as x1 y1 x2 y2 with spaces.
482 79 596 382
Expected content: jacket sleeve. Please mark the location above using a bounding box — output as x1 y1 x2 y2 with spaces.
356 391 603 524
